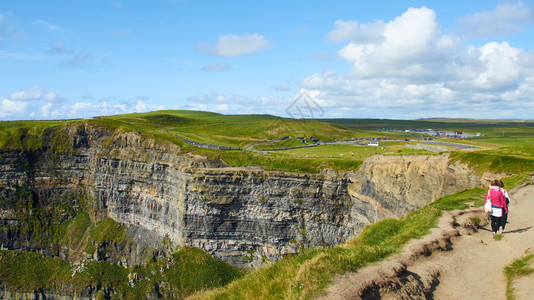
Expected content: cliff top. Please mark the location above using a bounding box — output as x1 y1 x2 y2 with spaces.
2 110 533 175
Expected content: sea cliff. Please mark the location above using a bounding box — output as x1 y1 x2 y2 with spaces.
0 123 483 270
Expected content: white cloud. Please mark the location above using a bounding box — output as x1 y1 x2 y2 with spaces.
215 104 229 111
326 20 359 42
8 85 57 101
0 98 28 117
0 84 164 120
134 100 164 112
450 42 525 92
188 103 207 111
326 19 385 44
457 1 534 39
39 102 54 118
197 33 271 57
38 100 164 120
337 7 446 80
303 6 534 119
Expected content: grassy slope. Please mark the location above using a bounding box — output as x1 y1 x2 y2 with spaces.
0 246 243 298
0 111 418 173
1 111 534 298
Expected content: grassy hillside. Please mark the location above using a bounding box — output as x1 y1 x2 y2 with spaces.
1 111 532 175
2 111 534 298
2 110 533 175
0 111 415 173
103 110 359 148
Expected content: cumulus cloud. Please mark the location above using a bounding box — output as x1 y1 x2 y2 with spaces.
303 6 534 119
0 98 28 118
449 42 526 92
337 7 446 80
457 1 534 39
197 33 271 57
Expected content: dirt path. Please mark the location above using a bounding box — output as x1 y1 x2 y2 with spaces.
432 184 534 299
321 183 534 299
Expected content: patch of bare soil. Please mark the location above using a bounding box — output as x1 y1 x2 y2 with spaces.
320 183 534 300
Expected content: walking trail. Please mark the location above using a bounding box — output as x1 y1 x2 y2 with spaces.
321 183 534 299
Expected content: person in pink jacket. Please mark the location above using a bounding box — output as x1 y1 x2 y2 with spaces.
484 179 508 237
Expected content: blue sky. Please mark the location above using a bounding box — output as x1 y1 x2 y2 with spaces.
1 0 534 120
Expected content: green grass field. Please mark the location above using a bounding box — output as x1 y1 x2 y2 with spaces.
1 111 534 298
1 110 532 175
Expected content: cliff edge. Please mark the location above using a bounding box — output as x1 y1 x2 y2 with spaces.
0 123 485 269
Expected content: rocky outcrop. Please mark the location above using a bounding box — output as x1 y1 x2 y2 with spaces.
349 154 481 218
0 123 483 269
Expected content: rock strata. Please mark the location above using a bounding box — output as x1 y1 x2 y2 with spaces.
0 124 483 268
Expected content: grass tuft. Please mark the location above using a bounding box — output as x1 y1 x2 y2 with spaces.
504 248 534 300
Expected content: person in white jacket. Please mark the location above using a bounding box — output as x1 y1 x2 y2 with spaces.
498 180 510 232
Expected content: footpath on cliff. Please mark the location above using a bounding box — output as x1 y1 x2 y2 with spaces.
321 182 534 299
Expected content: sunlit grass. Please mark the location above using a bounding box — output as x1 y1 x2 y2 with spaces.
504 248 534 300
1 112 534 298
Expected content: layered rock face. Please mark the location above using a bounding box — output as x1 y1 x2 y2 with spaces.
349 154 481 218
0 124 482 267
183 168 354 266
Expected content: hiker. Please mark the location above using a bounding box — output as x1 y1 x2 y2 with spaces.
498 180 511 232
484 179 508 237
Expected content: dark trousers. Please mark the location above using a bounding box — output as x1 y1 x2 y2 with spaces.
502 212 508 230
490 215 503 233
